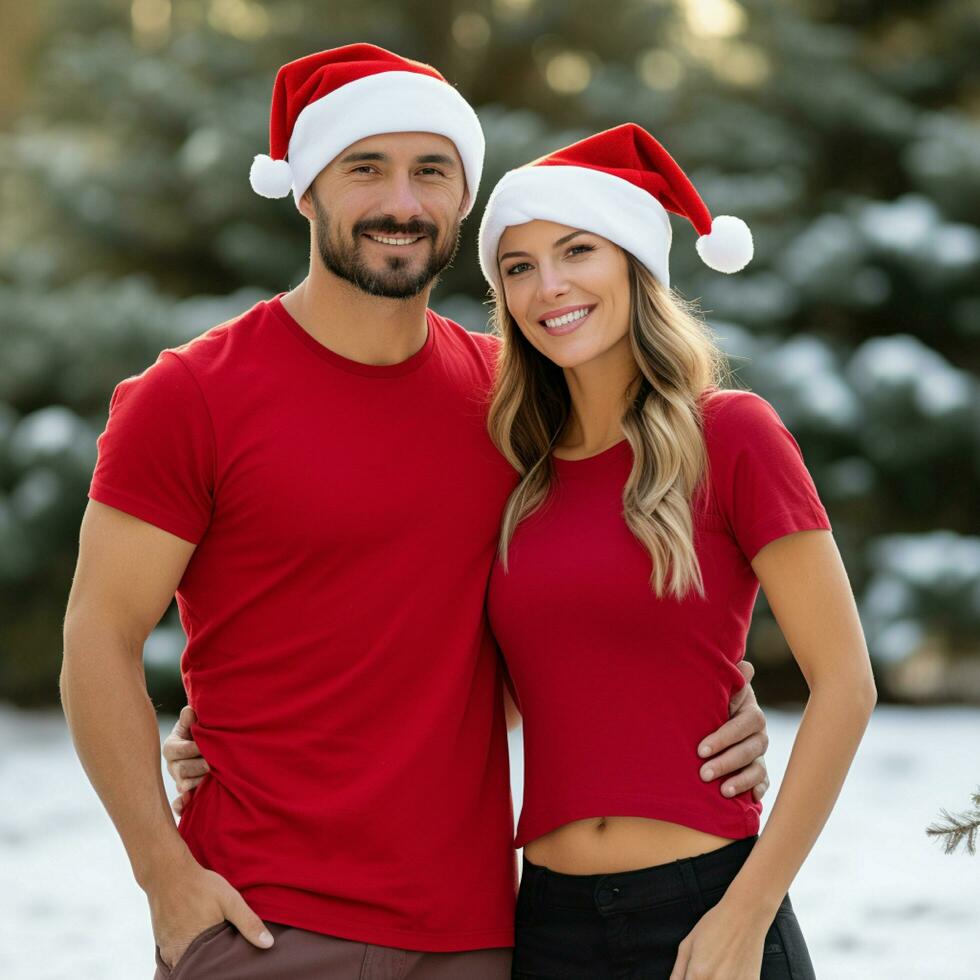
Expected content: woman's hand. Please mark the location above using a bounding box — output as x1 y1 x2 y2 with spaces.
667 895 771 980
162 705 209 816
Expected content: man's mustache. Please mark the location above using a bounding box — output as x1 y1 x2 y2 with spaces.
352 218 438 239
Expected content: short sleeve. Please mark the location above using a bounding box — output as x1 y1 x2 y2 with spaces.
88 351 215 544
704 391 832 562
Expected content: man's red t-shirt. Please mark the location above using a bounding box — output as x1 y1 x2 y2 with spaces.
487 388 833 849
89 294 520 952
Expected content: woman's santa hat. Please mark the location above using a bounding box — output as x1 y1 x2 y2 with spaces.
249 43 485 214
478 122 753 291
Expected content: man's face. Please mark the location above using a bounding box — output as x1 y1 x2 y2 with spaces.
302 132 468 299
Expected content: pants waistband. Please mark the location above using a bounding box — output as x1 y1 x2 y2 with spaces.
520 834 758 913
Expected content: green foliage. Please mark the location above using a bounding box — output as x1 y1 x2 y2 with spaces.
2 0 979 707
927 786 980 855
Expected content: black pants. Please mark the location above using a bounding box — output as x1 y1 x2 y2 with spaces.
512 834 817 979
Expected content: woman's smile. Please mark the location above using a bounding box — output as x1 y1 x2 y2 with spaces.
538 303 596 335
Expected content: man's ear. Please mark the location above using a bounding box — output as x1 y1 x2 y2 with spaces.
297 187 315 223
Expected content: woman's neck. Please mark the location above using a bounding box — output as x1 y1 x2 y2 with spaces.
557 339 639 456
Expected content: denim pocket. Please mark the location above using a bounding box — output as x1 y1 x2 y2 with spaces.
761 916 789 959
763 903 817 980
760 946 794 979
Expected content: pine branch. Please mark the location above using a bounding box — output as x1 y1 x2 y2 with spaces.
925 787 980 855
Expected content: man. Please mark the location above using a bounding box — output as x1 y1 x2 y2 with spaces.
60 44 771 979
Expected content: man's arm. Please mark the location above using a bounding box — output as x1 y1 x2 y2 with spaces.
60 500 273 966
503 675 522 731
697 660 771 801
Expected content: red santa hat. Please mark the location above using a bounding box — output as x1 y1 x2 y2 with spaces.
250 43 485 215
478 122 753 291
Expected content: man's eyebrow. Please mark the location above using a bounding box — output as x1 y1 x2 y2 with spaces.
336 152 457 166
416 154 457 166
338 152 386 164
498 230 590 262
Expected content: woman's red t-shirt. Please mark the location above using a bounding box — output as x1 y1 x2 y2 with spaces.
486 388 833 849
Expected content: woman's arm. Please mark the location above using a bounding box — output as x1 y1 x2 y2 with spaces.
723 527 875 915
670 526 875 978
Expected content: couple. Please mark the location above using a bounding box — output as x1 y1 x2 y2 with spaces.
60 43 876 979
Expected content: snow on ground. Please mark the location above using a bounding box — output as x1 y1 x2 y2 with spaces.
1 703 976 979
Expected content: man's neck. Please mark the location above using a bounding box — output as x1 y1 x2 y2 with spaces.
280 265 433 367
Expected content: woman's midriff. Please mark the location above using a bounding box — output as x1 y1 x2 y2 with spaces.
522 816 737 875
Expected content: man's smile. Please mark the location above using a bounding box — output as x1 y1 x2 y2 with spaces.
363 233 426 247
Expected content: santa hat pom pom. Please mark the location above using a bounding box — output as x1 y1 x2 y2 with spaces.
695 215 754 274
249 154 293 199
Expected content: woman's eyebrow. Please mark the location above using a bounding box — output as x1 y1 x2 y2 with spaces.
498 230 589 262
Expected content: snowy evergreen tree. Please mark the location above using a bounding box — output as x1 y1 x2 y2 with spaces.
1 0 978 710
927 786 980 855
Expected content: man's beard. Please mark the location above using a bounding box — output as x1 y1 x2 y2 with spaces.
311 191 462 299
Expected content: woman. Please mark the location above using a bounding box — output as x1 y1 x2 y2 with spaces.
471 123 875 979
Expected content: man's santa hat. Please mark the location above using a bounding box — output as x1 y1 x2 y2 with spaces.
478 122 753 290
249 43 484 214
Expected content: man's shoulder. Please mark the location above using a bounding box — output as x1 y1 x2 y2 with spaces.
172 300 263 358
156 296 274 386
467 330 502 355
101 300 273 416
429 309 501 372
462 329 502 374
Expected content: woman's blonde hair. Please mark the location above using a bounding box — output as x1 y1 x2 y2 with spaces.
487 250 733 600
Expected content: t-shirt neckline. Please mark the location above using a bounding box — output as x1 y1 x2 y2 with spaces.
269 291 436 378
551 438 630 469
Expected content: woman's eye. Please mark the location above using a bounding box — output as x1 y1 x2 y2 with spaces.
504 262 531 276
568 244 595 257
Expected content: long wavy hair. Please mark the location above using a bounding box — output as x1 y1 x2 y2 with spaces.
487 250 734 600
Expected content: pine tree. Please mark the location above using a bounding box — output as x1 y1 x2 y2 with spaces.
927 787 980 855
1 0 978 712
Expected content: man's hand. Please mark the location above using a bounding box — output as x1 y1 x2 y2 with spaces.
147 853 273 968
163 706 207 816
697 661 770 802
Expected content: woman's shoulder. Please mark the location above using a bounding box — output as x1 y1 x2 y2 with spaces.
700 384 772 413
699 386 781 436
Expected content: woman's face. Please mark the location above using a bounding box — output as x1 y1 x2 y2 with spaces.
496 219 631 370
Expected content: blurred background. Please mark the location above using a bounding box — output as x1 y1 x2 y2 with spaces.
0 0 977 977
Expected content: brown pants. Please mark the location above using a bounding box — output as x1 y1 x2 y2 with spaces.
153 920 512 979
